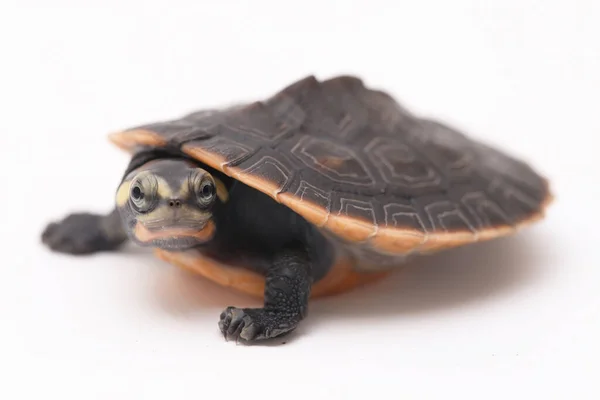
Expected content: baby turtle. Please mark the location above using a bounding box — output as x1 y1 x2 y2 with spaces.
41 75 552 342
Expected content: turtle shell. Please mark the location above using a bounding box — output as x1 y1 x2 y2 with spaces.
110 75 552 271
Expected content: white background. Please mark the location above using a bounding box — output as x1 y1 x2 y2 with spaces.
1 1 598 399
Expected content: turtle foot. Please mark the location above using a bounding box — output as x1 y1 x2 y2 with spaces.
218 306 298 342
41 212 124 255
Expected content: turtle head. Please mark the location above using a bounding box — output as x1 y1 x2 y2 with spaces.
116 159 227 251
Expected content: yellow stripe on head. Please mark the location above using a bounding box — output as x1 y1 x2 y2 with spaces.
178 179 190 198
178 175 228 203
116 174 173 208
155 176 173 198
214 178 229 203
116 180 131 207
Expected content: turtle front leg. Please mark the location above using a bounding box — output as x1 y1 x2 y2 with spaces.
219 245 312 342
41 209 128 255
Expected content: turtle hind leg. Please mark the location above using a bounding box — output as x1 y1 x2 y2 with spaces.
219 244 312 342
41 209 128 255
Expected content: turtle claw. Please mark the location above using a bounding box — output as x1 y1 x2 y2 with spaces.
218 307 297 343
218 307 249 339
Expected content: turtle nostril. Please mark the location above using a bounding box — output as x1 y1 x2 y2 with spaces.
168 199 182 208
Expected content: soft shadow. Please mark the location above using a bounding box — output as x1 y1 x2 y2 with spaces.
306 231 555 328
118 242 155 256
152 261 262 316
151 230 554 340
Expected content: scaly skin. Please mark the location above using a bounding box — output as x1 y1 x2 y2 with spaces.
41 157 332 343
219 247 312 341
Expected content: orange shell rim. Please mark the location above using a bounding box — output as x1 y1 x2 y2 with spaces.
109 129 554 256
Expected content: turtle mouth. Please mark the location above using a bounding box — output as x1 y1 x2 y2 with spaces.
133 220 216 250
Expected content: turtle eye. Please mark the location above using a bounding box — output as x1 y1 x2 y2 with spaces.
129 174 158 213
191 171 216 208
196 179 216 207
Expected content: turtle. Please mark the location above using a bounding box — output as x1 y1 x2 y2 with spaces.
41 75 553 342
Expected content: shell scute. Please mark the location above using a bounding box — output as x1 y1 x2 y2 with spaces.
109 75 552 264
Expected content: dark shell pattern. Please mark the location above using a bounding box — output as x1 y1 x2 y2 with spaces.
111 76 551 270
